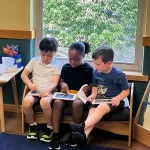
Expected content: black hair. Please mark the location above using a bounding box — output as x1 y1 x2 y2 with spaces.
92 46 114 63
69 41 90 55
39 37 58 52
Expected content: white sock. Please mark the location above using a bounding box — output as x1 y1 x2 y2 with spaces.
30 122 37 126
47 125 53 130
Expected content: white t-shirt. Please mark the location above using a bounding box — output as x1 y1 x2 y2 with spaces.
25 57 61 91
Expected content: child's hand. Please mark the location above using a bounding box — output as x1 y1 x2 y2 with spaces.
83 85 90 95
28 83 37 91
111 97 120 106
61 83 69 93
88 95 96 102
39 88 50 98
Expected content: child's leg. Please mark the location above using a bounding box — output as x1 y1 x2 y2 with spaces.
84 102 125 138
84 103 110 130
70 103 110 144
49 100 66 149
84 108 96 138
23 95 39 140
40 95 54 143
75 105 109 139
72 99 84 123
23 95 38 124
52 99 66 133
40 94 53 126
65 99 84 147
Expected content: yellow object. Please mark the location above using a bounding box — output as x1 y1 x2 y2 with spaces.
69 90 78 94
3 47 9 54
69 90 78 98
16 58 22 63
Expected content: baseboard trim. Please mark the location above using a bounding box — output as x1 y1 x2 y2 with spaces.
4 104 22 113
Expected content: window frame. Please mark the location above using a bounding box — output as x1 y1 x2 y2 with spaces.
35 0 146 72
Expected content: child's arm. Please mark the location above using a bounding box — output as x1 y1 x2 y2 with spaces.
21 68 37 91
59 79 69 93
88 86 98 102
40 74 60 98
112 89 129 106
82 84 92 96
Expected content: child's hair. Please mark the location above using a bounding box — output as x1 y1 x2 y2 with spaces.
39 37 58 52
92 46 114 63
69 41 90 55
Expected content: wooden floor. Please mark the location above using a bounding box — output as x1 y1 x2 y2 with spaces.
0 112 150 150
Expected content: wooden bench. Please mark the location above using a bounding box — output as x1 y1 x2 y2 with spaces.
22 82 134 146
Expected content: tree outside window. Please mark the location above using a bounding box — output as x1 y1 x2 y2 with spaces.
43 0 138 63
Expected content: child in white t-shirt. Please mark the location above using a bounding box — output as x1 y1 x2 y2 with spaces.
21 37 61 142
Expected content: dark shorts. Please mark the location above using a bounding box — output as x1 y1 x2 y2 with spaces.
89 101 125 114
51 98 84 108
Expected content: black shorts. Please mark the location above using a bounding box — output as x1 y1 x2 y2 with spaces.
51 98 84 108
88 101 125 114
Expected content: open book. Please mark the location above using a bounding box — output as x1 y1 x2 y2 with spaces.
52 84 112 104
77 84 112 105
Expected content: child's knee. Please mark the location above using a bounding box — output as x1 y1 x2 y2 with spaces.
72 99 83 109
40 97 50 109
23 97 33 109
53 99 64 109
97 103 110 113
54 99 64 107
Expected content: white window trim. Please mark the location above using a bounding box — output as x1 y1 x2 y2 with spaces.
35 0 146 72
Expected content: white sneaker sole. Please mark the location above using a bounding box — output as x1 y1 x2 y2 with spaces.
66 143 77 147
27 136 38 140
49 145 61 150
40 138 51 143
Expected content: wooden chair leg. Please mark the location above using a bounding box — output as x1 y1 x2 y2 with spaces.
22 85 29 133
0 85 5 132
11 77 19 114
22 108 25 133
128 134 131 147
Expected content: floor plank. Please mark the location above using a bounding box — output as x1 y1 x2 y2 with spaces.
0 112 150 150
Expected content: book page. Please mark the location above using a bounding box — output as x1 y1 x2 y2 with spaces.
77 84 88 104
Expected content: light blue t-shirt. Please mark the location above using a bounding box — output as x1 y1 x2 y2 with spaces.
92 66 129 106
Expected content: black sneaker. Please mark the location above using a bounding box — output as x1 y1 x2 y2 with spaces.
49 134 61 150
69 122 85 134
40 127 53 143
72 132 86 146
66 133 77 147
27 125 38 140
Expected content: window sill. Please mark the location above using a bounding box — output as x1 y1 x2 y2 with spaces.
124 71 148 82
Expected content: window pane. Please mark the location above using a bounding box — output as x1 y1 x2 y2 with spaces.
43 0 138 63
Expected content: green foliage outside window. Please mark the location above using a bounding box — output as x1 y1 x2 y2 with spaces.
43 0 138 62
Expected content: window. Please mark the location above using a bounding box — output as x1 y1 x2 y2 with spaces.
35 0 146 71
